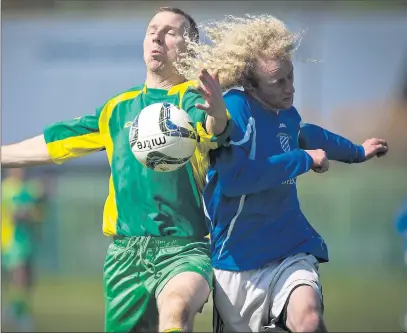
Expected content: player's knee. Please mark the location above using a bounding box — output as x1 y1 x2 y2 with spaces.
298 309 322 332
158 291 191 324
288 307 323 333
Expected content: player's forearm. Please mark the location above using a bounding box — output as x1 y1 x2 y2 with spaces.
206 114 228 136
1 135 53 168
298 123 365 163
217 148 313 197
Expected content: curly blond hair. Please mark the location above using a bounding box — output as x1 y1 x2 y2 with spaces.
174 14 304 90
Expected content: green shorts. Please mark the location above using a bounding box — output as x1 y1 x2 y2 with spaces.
103 236 213 332
2 227 33 271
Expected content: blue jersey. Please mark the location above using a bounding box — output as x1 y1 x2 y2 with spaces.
395 198 407 250
204 89 366 271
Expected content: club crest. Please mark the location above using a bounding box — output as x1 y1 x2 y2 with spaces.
278 133 291 152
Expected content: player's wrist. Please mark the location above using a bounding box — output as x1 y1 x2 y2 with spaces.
301 150 316 170
206 113 228 136
209 109 228 122
355 144 366 163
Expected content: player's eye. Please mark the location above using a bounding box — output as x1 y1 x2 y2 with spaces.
287 71 294 80
277 79 285 85
167 31 176 36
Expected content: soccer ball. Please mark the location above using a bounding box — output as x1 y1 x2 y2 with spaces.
129 102 198 172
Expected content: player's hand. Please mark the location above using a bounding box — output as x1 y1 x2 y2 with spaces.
362 138 388 160
305 149 329 173
195 68 227 119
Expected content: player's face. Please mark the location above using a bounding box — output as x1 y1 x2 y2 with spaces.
144 11 190 73
250 56 295 110
8 168 25 179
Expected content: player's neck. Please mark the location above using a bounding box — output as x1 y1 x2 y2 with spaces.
247 91 280 114
145 70 186 90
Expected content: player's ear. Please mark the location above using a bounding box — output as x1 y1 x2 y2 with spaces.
243 77 258 92
242 66 259 92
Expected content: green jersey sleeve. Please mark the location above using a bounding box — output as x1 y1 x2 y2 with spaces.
43 106 105 164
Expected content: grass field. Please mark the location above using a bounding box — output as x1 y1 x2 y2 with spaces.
2 271 406 332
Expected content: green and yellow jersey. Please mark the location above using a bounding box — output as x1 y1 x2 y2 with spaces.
44 81 230 239
1 177 45 253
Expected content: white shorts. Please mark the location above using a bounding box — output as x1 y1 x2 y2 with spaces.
213 253 323 333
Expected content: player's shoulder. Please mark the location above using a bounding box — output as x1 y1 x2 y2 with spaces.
174 80 200 95
1 178 22 199
287 105 302 124
176 81 205 115
102 84 145 107
125 84 146 93
288 105 300 114
95 84 145 116
112 84 145 100
223 88 252 126
224 88 249 104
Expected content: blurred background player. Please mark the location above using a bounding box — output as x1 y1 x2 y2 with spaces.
396 198 407 266
2 168 47 332
395 197 407 331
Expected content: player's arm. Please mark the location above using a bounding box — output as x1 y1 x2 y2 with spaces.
181 83 232 193
206 115 228 137
213 92 316 197
194 69 230 141
1 135 53 167
2 109 104 168
298 121 365 164
182 88 231 151
294 108 366 163
216 146 314 197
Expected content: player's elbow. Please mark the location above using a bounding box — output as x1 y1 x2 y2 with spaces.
298 125 317 150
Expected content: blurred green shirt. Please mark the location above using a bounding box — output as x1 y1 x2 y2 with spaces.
1 177 45 251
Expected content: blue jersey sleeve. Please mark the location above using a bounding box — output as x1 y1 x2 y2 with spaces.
296 108 365 163
213 91 313 197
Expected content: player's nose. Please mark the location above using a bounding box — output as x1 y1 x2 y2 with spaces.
285 83 295 94
152 32 163 45
153 37 163 45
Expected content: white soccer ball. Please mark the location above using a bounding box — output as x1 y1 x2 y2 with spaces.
129 102 198 172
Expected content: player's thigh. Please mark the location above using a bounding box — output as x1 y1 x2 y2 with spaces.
157 271 210 320
155 242 213 319
285 284 323 328
271 253 323 329
213 266 278 332
103 242 157 333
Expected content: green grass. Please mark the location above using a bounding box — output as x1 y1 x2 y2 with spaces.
3 272 406 332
